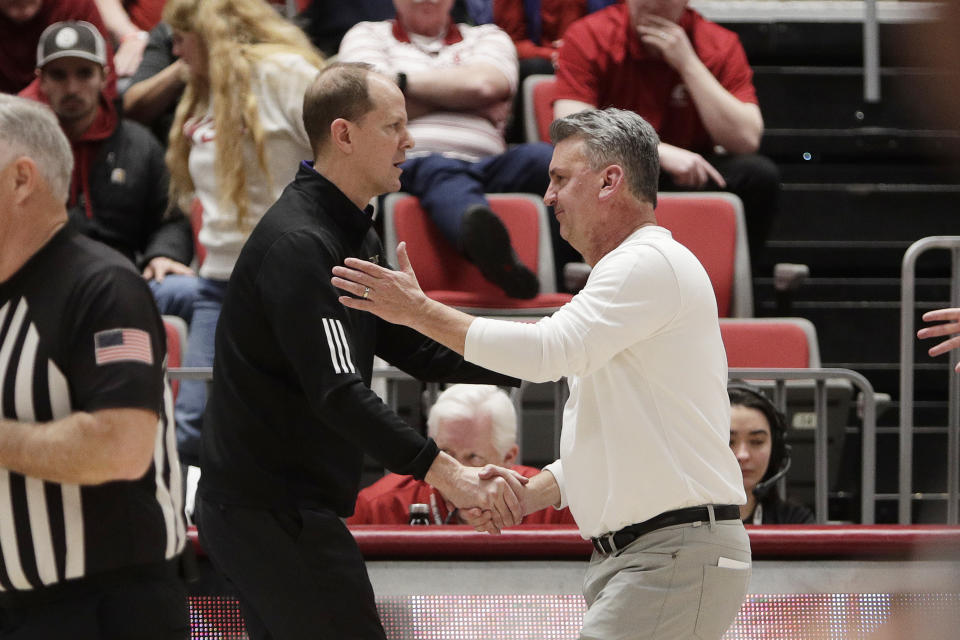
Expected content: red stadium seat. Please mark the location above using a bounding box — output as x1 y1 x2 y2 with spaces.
523 74 559 143
382 193 572 315
657 192 753 318
162 315 188 398
720 317 821 368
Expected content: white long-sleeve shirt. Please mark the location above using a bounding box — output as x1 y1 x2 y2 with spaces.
464 225 745 538
185 52 319 280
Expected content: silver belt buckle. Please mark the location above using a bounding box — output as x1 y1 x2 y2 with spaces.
602 531 618 554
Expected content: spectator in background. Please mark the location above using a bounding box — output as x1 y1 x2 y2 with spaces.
29 21 197 324
495 0 619 143
495 0 618 71
349 384 576 525
553 0 779 272
729 383 814 524
162 0 323 468
93 0 166 78
339 0 555 299
1 0 117 98
296 0 395 57
122 21 183 145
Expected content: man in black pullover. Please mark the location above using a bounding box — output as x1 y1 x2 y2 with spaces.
196 63 527 640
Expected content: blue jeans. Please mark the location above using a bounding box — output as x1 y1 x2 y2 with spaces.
399 143 554 249
149 274 201 324
173 277 228 467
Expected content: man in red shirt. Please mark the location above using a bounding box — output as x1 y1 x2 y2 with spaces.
494 0 618 65
349 384 575 526
553 0 779 270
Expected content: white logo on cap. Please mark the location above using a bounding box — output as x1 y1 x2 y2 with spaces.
55 27 80 50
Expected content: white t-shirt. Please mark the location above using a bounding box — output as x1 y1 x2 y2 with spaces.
184 52 319 280
338 20 518 162
464 225 746 538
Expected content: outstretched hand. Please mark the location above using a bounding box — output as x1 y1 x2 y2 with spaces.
918 307 960 371
332 242 427 326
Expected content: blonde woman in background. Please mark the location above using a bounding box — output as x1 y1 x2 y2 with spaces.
163 0 323 470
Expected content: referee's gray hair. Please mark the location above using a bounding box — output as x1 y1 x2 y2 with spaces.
550 107 660 207
427 385 517 459
0 94 73 203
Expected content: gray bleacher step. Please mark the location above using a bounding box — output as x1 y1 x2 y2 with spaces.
754 276 951 302
789 303 951 364
763 183 960 275
775 161 960 185
753 66 959 129
693 1 941 68
763 129 960 164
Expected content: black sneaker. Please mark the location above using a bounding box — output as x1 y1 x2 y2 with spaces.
459 204 540 299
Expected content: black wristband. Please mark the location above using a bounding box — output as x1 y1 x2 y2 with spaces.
396 71 407 94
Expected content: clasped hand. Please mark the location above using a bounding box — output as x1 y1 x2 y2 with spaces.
454 465 529 535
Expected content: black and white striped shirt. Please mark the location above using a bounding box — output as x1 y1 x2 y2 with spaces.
0 228 185 595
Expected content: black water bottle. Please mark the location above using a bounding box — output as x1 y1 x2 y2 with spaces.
409 503 430 525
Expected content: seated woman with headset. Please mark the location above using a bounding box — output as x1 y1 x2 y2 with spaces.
728 383 815 524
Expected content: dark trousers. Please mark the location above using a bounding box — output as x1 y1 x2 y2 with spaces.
196 496 386 640
399 143 555 250
660 152 781 272
0 574 188 640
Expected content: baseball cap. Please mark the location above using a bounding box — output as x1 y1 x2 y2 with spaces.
36 21 108 69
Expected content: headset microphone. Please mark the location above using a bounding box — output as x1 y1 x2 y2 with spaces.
751 444 792 500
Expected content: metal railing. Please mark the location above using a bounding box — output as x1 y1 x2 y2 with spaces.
728 368 877 524
864 0 880 102
899 236 960 524
169 365 877 523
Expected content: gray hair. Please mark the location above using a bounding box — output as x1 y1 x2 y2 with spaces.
550 107 660 206
427 385 517 459
0 95 73 202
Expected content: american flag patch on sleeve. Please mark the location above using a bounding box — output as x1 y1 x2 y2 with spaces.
94 328 154 365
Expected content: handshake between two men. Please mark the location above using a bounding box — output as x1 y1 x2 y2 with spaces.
424 455 531 534
333 244 567 535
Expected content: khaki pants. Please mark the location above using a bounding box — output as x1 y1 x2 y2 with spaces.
581 519 751 640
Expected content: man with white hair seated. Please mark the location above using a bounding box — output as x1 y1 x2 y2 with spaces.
348 384 575 525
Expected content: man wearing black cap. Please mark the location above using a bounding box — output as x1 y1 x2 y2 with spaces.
29 20 198 324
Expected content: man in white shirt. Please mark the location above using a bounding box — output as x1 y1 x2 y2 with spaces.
331 107 751 639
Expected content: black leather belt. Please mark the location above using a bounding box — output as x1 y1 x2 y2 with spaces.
591 504 741 555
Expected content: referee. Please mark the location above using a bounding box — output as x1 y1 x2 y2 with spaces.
0 95 187 639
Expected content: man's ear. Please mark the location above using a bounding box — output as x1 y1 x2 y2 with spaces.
7 157 41 206
598 164 625 201
329 118 353 153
